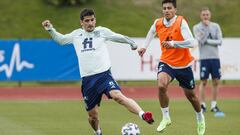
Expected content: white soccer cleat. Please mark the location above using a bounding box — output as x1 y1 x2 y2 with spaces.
156 118 171 132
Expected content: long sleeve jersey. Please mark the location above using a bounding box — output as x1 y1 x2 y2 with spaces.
142 15 196 69
48 26 136 77
142 15 195 50
193 22 222 60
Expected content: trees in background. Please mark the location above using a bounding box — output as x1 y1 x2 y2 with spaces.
45 0 92 6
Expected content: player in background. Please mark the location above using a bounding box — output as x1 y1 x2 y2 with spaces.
42 8 154 135
193 7 223 113
137 0 205 135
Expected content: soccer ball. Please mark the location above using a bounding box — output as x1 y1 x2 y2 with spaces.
121 123 140 135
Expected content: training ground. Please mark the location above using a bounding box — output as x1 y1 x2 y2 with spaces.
0 85 239 135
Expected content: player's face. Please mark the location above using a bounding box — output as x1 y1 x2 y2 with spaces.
81 15 96 32
200 10 211 25
162 3 176 20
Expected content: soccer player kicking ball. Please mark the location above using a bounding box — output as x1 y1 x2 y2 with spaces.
42 8 154 135
138 0 205 135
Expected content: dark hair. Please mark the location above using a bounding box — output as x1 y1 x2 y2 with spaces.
80 8 95 20
162 0 176 8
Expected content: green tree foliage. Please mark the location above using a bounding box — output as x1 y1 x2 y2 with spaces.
45 0 91 6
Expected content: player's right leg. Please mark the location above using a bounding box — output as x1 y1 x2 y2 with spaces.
88 106 102 135
81 73 105 135
155 62 175 132
199 79 207 112
156 72 172 132
109 90 154 124
156 63 173 132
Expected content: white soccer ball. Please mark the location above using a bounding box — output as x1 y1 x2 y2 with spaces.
121 123 140 135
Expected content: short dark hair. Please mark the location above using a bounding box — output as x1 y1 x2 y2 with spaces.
162 0 176 8
80 8 95 20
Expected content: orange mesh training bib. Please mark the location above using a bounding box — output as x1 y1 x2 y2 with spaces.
156 16 194 67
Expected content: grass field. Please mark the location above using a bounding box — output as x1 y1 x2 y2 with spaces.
0 0 239 38
0 99 239 135
1 80 240 87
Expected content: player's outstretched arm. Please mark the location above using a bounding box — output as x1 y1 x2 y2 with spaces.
42 20 73 45
42 20 53 31
104 34 138 50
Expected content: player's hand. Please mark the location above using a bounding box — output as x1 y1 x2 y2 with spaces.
202 20 210 26
138 48 146 57
42 20 53 31
162 41 174 49
130 44 138 50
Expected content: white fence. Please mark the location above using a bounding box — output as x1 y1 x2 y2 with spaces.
108 38 240 80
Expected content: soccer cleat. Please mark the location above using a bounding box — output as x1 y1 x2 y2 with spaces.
211 106 220 112
94 132 102 135
201 104 207 113
142 112 154 124
94 128 102 135
197 120 205 135
156 118 171 132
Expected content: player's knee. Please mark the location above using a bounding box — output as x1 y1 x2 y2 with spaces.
111 91 125 104
185 92 197 102
200 80 207 86
88 114 98 122
212 79 219 86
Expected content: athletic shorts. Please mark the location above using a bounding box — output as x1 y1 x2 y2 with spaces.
81 69 120 111
157 62 195 90
200 59 221 80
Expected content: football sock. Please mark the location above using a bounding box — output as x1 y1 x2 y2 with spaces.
161 107 170 119
94 128 102 135
138 110 144 119
196 111 204 122
211 101 217 109
201 102 206 108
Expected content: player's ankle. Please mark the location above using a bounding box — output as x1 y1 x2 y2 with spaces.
94 128 102 135
138 110 144 119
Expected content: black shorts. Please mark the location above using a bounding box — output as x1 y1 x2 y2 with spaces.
200 59 221 80
157 62 195 90
81 70 120 111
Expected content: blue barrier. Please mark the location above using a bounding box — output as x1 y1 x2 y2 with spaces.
0 39 80 81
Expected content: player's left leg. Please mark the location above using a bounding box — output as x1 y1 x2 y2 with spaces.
199 59 211 112
109 90 154 124
211 78 220 112
184 89 202 112
199 79 208 112
183 89 205 135
176 67 205 135
210 59 222 112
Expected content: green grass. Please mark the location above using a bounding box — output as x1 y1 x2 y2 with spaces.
1 80 240 87
0 99 239 135
0 0 239 39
